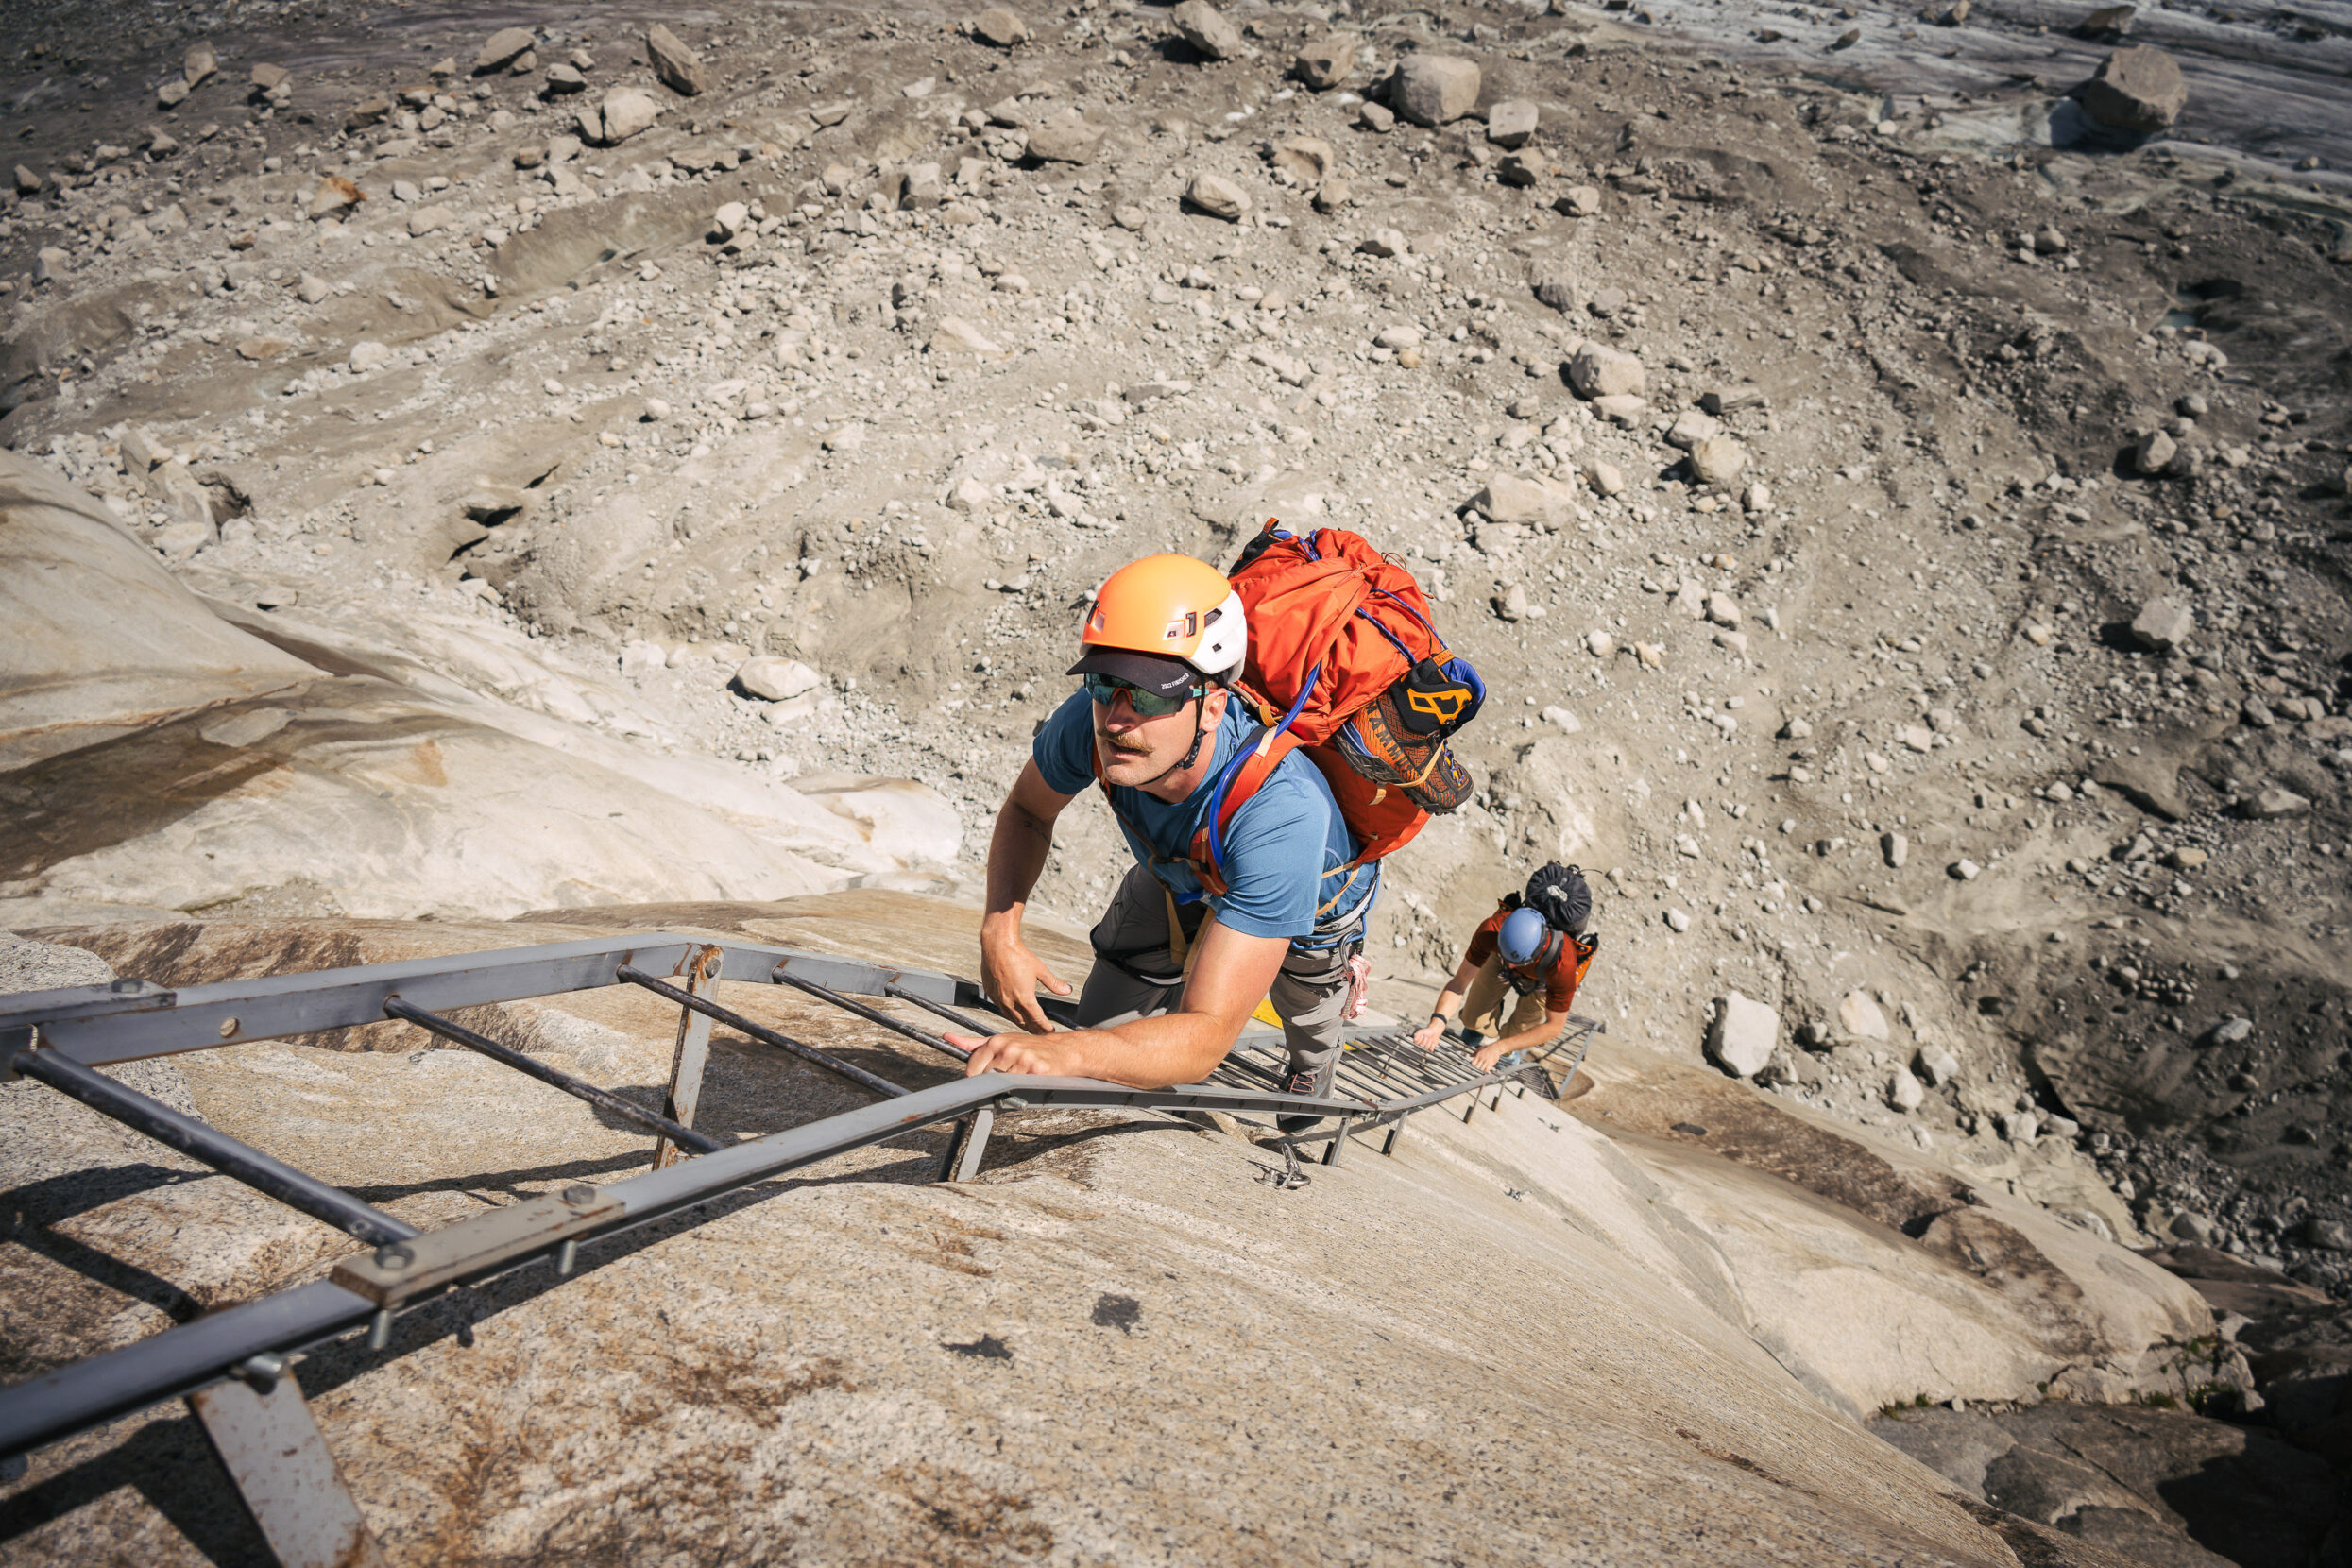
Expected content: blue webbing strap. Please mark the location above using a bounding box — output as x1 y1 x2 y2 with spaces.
1202 665 1318 875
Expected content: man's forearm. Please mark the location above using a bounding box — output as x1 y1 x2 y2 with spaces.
996 1010 1238 1089
984 793 1055 925
1426 987 1467 1028
1494 1015 1567 1056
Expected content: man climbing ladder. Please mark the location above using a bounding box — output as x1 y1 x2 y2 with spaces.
1413 863 1600 1074
948 554 1376 1132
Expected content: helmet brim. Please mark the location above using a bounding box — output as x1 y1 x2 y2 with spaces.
1066 648 1203 697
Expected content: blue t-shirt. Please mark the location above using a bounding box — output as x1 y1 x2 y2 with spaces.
1032 691 1376 944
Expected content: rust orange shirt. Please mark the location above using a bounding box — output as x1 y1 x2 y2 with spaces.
1463 902 1588 1012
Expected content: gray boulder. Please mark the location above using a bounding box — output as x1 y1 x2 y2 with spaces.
2080 46 2188 132
1474 474 1571 528
473 26 536 75
1170 0 1244 60
2128 597 2193 654
592 87 662 145
1688 435 1748 487
1568 343 1645 400
1391 54 1480 127
1707 992 1779 1078
1529 257 1577 312
646 23 710 96
734 657 825 703
1294 35 1353 90
971 6 1029 47
1487 98 1539 147
1183 172 1250 221
1025 114 1103 164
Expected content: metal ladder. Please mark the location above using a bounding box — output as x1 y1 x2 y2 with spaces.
0 932 1599 1566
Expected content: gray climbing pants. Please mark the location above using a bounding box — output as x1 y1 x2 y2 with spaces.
1076 862 1357 1079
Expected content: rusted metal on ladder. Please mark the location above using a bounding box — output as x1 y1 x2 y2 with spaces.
652 944 723 1168
943 1100 998 1182
186 1357 388 1568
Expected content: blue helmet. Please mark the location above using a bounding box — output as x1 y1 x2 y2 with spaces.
1498 906 1551 966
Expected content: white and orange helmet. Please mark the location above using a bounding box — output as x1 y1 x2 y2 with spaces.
1067 554 1246 694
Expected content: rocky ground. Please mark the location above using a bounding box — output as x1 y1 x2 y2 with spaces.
0 0 2349 1557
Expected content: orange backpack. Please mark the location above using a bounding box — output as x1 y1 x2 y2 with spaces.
1163 521 1484 895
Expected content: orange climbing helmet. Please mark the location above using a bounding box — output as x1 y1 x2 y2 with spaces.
1068 554 1247 694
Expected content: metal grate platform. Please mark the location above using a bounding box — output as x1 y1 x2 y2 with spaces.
0 932 1597 1566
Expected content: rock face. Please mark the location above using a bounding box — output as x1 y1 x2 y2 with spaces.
0 903 2201 1566
1876 1401 2336 1565
0 460 957 921
2080 45 2188 132
1575 1039 2201 1414
1391 54 1481 127
0 454 313 770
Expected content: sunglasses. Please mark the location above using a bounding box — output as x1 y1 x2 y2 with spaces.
1082 673 1204 719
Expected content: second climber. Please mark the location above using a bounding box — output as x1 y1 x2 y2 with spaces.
1411 863 1598 1073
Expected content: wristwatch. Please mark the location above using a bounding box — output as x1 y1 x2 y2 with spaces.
1428 1013 1448 1030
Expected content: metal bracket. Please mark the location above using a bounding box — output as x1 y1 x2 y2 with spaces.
653 945 721 1169
1321 1116 1353 1167
232 1352 289 1391
187 1372 388 1568
946 1104 995 1182
330 1185 620 1307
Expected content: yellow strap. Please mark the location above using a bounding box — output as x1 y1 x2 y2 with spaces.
1315 862 1366 919
1163 885 1189 975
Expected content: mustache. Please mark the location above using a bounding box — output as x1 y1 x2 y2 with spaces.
1094 729 1151 756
